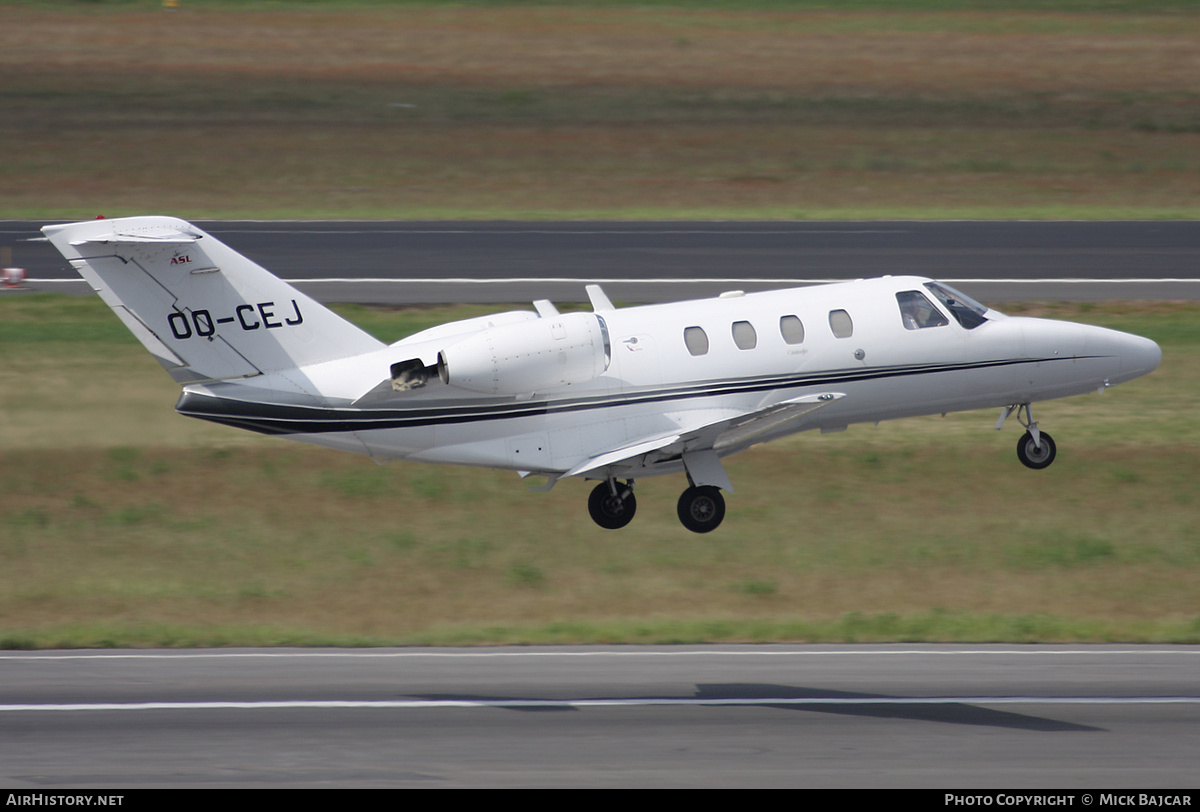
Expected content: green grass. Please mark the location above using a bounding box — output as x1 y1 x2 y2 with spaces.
1 295 1197 648
9 1 1199 11
3 2 1199 219
3 0 1199 645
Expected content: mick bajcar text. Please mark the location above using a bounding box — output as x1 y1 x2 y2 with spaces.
946 797 1192 807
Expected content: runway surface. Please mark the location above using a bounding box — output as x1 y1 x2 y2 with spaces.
4 220 1200 303
3 645 1199 788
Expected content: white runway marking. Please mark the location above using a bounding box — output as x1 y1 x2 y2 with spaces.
4 696 1200 713
25 277 1200 286
4 647 1199 660
292 277 1200 285
190 226 913 235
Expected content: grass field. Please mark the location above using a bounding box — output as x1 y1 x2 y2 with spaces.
2 0 1197 647
2 0 1199 218
1 295 1197 648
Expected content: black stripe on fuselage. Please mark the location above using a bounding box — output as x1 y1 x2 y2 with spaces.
176 356 1100 435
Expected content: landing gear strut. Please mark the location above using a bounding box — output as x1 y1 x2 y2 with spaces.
1000 403 1057 470
587 479 636 529
677 485 726 534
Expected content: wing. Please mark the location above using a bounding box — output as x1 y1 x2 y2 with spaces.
562 391 845 487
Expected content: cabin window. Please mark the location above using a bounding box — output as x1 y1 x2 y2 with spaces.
731 320 757 350
896 291 950 330
828 309 853 338
779 315 805 345
684 326 710 356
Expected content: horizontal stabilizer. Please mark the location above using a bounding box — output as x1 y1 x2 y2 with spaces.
71 232 199 246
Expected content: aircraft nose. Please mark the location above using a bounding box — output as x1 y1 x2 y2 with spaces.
1122 332 1162 378
1092 327 1161 384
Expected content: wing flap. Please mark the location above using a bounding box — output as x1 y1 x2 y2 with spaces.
562 431 683 479
563 392 845 480
712 392 845 451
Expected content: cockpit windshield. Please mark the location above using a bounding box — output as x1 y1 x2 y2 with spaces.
923 282 991 330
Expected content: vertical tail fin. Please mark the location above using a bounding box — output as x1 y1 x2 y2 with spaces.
42 216 383 383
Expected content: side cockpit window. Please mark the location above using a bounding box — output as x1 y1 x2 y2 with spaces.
896 291 950 330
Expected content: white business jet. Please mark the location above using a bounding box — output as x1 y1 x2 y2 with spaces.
43 217 1161 533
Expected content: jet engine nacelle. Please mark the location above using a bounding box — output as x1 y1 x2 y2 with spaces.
437 312 611 395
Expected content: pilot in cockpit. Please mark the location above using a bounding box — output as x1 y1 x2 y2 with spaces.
898 290 949 330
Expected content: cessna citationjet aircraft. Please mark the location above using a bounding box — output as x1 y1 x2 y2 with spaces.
43 217 1161 533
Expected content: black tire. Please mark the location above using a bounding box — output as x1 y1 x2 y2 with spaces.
588 481 637 529
1016 430 1057 470
677 485 726 534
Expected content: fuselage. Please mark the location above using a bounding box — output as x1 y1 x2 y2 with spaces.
43 215 1162 532
177 275 1162 480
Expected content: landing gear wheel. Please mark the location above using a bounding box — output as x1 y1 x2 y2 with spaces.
677 486 726 534
1016 430 1057 470
588 481 637 529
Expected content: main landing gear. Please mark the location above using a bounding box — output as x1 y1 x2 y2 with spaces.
677 485 725 534
587 478 728 533
999 403 1057 470
588 479 637 529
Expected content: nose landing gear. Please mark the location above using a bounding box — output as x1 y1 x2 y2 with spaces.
999 403 1058 470
1016 429 1057 470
